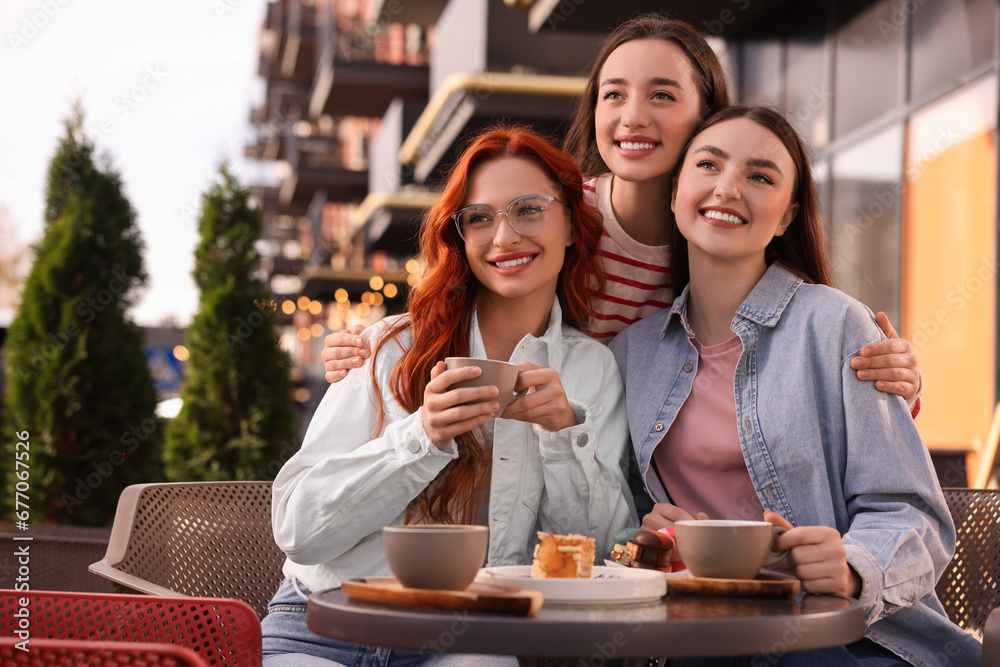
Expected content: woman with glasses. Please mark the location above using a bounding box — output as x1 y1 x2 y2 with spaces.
262 125 636 666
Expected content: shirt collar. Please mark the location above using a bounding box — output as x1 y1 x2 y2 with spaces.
661 263 803 338
469 297 565 370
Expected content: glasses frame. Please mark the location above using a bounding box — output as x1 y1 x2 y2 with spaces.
451 194 563 246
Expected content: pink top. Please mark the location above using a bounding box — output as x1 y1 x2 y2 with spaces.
652 335 766 522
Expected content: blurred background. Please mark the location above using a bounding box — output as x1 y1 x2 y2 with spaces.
1 0 997 488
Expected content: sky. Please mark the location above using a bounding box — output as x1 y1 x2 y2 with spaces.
0 0 272 327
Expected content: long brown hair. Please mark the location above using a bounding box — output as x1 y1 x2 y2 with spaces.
670 105 832 290
372 124 606 524
563 14 731 177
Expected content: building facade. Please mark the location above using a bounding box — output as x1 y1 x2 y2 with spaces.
247 0 998 475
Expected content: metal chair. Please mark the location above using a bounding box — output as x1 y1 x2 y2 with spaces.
0 522 114 593
0 589 260 666
936 487 1000 643
89 481 285 621
0 637 208 666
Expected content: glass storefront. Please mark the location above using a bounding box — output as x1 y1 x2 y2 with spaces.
735 0 999 452
903 76 997 447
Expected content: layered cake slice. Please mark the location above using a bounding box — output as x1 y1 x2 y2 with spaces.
530 531 596 578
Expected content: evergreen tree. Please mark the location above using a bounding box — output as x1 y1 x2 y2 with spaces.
165 166 295 481
2 108 162 526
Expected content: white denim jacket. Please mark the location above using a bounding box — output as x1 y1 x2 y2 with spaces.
273 299 637 592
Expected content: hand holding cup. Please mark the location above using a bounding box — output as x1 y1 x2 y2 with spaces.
422 361 503 449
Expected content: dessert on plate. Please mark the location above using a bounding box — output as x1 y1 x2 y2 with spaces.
530 532 596 578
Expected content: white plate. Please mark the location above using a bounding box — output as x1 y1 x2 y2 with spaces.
475 565 666 605
603 560 692 578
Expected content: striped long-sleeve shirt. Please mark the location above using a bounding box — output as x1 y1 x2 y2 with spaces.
582 174 674 342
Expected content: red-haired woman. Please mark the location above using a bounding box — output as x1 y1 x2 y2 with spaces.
261 125 636 666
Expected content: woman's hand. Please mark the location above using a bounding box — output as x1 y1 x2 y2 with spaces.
850 312 921 404
765 511 861 598
322 325 368 383
501 362 576 432
640 503 707 531
421 362 501 449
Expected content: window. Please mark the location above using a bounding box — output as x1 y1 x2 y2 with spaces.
785 36 830 148
902 77 997 447
829 124 904 326
910 0 997 102
834 1 902 138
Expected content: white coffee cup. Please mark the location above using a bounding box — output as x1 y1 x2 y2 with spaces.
673 520 789 580
444 357 527 415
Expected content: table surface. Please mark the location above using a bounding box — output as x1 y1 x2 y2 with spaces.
308 587 866 661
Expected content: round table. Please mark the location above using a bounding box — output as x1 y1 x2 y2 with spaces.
308 589 865 665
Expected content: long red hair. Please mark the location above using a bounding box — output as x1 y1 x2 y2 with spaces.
372 124 605 524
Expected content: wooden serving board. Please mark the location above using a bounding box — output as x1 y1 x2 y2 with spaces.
667 573 800 598
341 577 544 615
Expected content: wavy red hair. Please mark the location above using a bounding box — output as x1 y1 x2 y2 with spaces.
372 124 605 524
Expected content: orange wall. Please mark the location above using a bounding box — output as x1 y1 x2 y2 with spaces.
902 132 996 449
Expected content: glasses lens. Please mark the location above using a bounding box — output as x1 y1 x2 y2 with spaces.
509 196 549 236
457 207 496 244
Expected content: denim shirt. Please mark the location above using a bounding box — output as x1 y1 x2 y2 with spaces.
273 298 637 593
610 264 981 666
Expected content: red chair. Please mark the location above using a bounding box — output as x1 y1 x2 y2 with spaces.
0 589 261 666
0 637 207 666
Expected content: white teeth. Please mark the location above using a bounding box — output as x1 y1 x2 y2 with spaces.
494 256 533 268
703 210 746 225
619 141 656 151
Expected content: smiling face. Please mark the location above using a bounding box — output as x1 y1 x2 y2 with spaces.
462 157 572 309
594 38 705 186
671 117 800 273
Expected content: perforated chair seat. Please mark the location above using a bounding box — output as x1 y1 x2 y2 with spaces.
89 481 285 621
0 638 208 666
935 487 1000 641
0 589 259 666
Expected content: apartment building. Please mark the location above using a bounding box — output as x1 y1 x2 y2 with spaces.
247 0 998 480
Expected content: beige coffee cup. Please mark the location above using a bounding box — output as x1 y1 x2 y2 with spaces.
382 524 489 590
444 357 526 415
673 520 789 580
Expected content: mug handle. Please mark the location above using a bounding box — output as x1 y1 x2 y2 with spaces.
506 387 530 406
763 525 790 565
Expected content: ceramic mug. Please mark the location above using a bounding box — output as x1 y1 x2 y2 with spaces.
382 524 489 590
444 357 527 415
673 520 789 580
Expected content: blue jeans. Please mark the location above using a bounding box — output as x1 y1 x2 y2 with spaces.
261 578 516 667
666 637 910 666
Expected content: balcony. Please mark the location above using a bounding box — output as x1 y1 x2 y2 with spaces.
309 8 430 119
352 189 438 259
521 0 882 37
369 0 448 28
280 0 318 82
277 135 368 211
394 0 594 184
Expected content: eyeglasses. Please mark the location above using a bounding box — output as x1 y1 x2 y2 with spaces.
452 194 563 246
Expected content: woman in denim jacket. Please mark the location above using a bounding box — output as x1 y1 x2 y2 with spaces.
263 126 636 666
610 106 980 666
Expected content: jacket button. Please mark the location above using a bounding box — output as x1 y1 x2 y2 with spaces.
654 423 664 432
407 439 421 453
744 418 752 434
683 363 693 372
576 434 589 447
